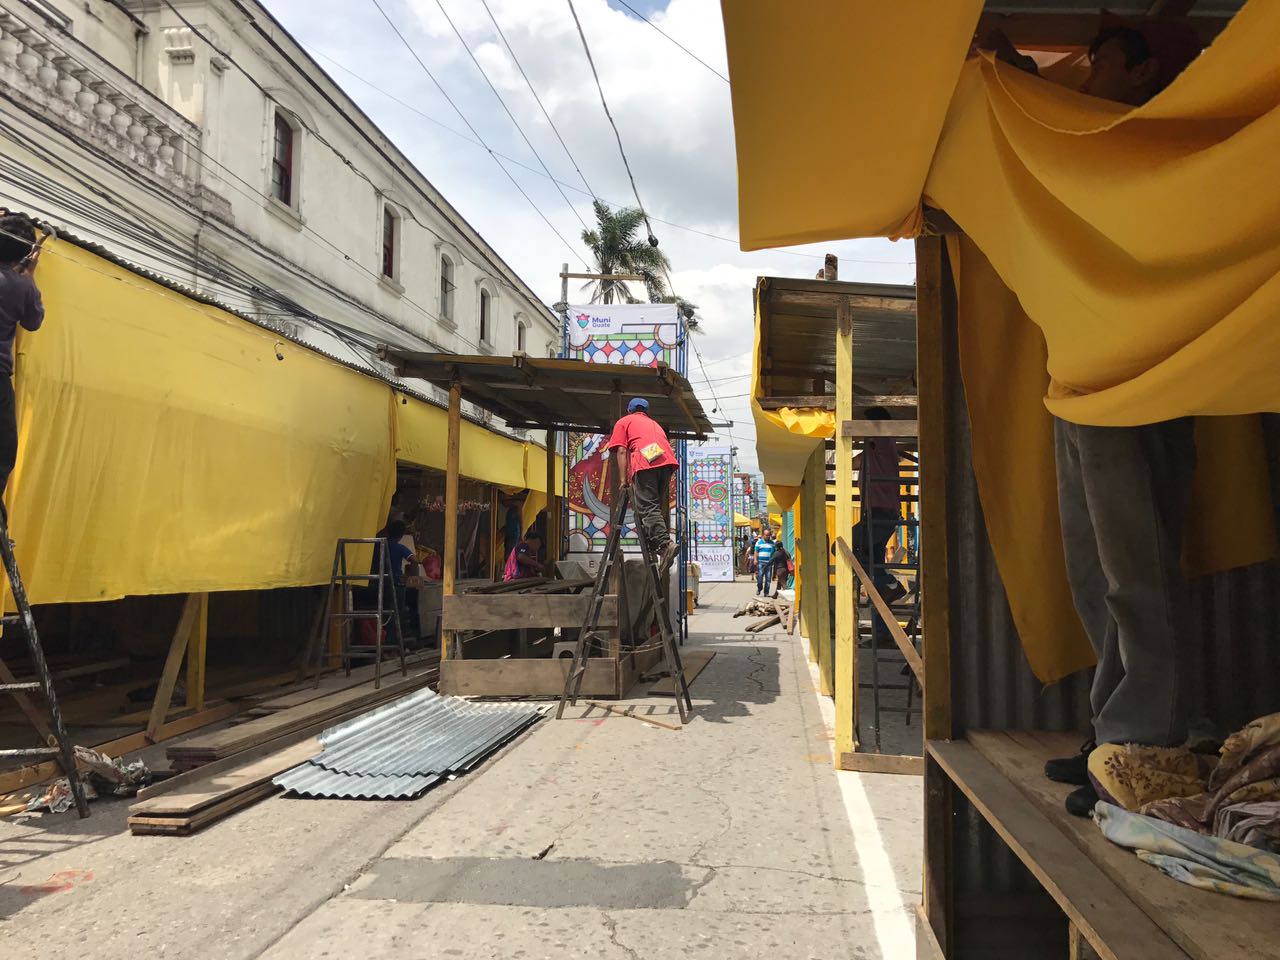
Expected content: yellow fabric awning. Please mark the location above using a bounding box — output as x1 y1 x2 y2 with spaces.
9 240 558 605
750 279 832 509
724 0 1280 682
733 512 752 527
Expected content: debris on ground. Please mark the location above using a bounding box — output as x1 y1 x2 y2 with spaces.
1 745 152 817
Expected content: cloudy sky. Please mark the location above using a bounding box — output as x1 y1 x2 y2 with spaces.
265 0 915 474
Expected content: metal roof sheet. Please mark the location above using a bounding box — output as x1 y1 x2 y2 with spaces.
274 688 543 800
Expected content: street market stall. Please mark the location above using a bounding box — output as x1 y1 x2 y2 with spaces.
378 350 711 699
724 1 1278 957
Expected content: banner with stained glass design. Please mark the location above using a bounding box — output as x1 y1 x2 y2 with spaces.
564 303 681 558
687 445 733 582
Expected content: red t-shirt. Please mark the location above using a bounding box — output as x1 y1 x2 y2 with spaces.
606 412 678 480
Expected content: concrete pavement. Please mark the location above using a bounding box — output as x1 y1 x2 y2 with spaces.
0 579 920 958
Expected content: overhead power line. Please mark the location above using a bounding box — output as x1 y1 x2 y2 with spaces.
368 0 590 269
565 0 656 243
615 0 730 83
476 0 597 201
433 0 589 231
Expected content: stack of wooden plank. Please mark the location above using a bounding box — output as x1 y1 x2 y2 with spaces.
165 666 435 771
128 740 320 836
732 597 793 633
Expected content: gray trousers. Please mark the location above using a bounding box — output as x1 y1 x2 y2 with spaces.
631 465 673 557
1054 418 1196 747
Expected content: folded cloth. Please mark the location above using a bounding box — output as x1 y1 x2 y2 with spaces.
1144 744 1280 834
1088 743 1207 811
1215 801 1280 854
1211 712 1280 793
1096 802 1280 901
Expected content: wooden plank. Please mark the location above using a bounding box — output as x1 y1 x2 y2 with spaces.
167 667 434 760
803 445 833 695
648 650 715 695
971 730 1271 960
915 904 945 960
834 297 857 760
772 289 917 313
0 656 54 743
253 655 437 713
746 614 781 633
836 538 924 682
545 428 560 574
758 395 835 411
129 781 276 836
927 738 1182 960
608 387 626 656
146 594 200 742
443 594 616 631
440 657 618 698
185 592 209 711
584 701 680 732
838 751 924 776
841 419 919 438
443 379 462 660
130 739 319 816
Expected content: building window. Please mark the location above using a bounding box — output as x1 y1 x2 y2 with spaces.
479 289 492 344
381 205 398 279
271 112 295 205
516 319 527 353
440 255 455 320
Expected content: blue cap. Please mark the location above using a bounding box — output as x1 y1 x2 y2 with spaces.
627 397 649 413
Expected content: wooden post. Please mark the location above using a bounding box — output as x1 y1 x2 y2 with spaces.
147 593 200 741
443 379 462 661
834 297 857 761
545 428 560 575
488 486 501 581
608 385 627 657
916 233 955 955
184 592 209 710
803 445 834 696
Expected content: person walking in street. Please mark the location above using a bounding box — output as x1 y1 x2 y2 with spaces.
606 398 679 573
754 528 776 596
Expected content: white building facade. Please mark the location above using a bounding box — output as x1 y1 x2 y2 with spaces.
0 0 559 382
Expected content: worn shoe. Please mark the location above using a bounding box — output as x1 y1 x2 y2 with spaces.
1044 739 1096 787
659 542 679 575
1065 783 1099 818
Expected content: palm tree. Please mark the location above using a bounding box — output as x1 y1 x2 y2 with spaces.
580 200 670 304
657 294 702 332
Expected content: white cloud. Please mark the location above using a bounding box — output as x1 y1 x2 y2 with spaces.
265 0 915 472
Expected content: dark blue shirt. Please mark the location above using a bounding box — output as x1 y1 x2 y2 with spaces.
0 267 43 376
372 540 415 587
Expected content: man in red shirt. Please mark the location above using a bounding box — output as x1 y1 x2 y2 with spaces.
606 398 678 573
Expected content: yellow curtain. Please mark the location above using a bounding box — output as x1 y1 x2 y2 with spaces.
725 1 1280 682
394 398 528 489
10 241 395 604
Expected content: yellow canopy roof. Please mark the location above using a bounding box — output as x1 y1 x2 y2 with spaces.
733 512 752 527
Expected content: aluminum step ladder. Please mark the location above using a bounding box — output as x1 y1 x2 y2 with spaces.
305 538 409 690
557 487 692 724
0 523 89 818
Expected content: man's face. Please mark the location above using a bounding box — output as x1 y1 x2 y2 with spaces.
1081 37 1156 105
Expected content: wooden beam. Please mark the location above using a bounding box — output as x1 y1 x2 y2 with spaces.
184 592 209 711
916 234 954 956
545 428 560 575
803 445 833 696
443 379 462 661
834 298 857 761
489 487 501 581
608 386 626 656
772 290 916 314
443 594 616 631
841 419 920 438
836 538 924 683
758 395 834 411
837 751 924 776
0 656 54 743
147 594 201 742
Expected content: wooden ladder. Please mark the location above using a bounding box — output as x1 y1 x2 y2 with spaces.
556 486 692 724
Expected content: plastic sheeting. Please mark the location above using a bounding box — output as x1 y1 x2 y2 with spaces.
8 240 557 605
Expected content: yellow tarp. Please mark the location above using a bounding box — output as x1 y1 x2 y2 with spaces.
750 278 832 508
9 240 557 605
733 512 752 527
724 0 1280 682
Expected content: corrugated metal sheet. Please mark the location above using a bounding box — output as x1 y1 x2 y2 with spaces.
274 689 543 800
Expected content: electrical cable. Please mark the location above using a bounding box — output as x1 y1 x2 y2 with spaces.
367 0 591 269
476 0 597 201
614 0 729 83
564 0 657 243
433 0 590 231
300 43 913 267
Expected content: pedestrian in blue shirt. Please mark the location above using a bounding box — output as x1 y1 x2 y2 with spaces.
754 529 777 596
